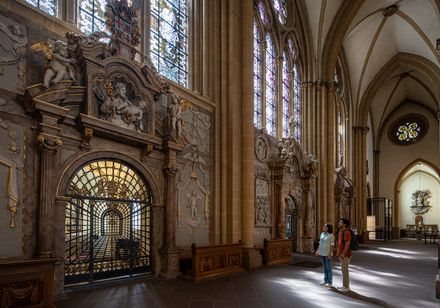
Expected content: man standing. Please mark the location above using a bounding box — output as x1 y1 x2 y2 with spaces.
336 218 352 293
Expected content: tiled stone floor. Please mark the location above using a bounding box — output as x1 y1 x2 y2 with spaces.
56 239 439 307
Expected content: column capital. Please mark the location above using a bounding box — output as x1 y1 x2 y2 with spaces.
163 165 178 176
352 126 369 135
37 133 62 151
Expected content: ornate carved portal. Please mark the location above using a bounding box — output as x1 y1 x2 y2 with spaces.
254 130 317 253
21 0 186 286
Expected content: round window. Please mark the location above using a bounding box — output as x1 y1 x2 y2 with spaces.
388 114 428 145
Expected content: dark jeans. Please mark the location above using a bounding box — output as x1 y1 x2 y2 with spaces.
320 256 333 284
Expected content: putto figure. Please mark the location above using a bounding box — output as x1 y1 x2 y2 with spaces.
31 40 76 88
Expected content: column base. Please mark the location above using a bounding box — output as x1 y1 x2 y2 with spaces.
159 246 182 279
243 247 262 269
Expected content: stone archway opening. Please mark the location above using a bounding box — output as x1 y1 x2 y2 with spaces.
64 159 153 284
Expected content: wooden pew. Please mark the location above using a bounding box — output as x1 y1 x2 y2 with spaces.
181 242 244 282
263 238 292 266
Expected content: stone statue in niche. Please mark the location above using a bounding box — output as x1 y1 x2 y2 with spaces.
305 154 318 177
31 40 76 88
334 164 354 218
168 92 182 138
95 80 147 132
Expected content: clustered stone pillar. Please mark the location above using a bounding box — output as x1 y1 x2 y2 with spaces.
241 0 261 268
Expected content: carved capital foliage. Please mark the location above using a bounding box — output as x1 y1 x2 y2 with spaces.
163 165 178 176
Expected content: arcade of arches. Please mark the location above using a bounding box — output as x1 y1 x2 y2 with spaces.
0 0 439 306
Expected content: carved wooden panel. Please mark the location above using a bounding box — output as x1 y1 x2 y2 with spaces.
189 242 244 282
263 238 292 266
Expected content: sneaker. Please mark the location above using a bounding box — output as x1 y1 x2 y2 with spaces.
338 287 350 293
324 283 332 287
320 282 326 286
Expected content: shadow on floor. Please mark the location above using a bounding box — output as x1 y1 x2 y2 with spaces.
329 287 394 308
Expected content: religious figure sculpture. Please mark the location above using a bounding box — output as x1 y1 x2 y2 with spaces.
305 154 318 177
97 81 146 132
186 190 202 223
168 93 182 138
31 40 76 88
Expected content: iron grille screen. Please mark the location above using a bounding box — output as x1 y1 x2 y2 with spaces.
65 160 152 284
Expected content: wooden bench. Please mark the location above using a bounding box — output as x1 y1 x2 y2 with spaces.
181 242 244 282
263 238 292 266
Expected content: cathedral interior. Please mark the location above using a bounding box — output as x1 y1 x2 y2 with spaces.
0 0 439 307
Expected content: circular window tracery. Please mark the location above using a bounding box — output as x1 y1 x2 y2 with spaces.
389 114 428 145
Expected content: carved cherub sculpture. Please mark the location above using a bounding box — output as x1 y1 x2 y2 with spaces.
32 40 76 88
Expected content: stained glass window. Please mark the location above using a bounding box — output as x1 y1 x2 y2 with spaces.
390 115 427 145
254 20 262 129
396 122 421 141
257 1 270 27
282 51 290 138
292 64 301 141
78 0 108 34
265 33 276 136
273 0 287 24
150 0 188 86
25 0 57 16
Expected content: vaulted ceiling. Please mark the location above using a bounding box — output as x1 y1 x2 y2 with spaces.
303 0 440 144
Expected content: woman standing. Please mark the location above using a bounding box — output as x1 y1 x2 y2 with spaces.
315 223 335 287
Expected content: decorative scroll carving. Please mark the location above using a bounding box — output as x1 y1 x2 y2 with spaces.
0 17 27 93
263 238 292 266
0 280 42 307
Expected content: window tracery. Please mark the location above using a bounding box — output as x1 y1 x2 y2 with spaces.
78 0 108 34
150 0 188 87
254 0 301 140
25 0 57 16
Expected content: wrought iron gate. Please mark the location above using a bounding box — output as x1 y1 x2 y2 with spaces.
64 160 152 284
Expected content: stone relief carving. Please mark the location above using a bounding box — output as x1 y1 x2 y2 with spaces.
255 178 271 227
95 79 147 132
305 153 318 178
176 105 211 245
0 159 19 228
31 40 76 88
0 16 27 93
255 136 268 162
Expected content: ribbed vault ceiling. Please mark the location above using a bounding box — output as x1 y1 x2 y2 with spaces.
304 0 440 142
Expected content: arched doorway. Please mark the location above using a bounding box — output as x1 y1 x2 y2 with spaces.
64 159 152 284
285 195 298 252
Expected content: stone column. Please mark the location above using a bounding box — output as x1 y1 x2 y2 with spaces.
301 177 314 253
352 126 369 238
34 105 65 258
241 0 261 268
326 83 336 226
54 196 69 299
159 135 182 278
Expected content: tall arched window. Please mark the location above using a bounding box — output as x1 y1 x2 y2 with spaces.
335 65 347 166
253 0 301 141
150 0 188 87
265 33 276 136
25 0 57 16
254 19 263 129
